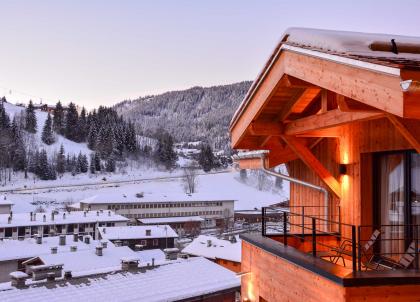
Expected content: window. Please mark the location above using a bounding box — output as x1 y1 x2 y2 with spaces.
153 239 158 246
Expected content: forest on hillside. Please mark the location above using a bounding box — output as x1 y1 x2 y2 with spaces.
114 81 252 152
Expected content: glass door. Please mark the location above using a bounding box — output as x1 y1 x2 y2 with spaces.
377 152 406 261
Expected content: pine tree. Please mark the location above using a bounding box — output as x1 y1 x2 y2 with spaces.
53 101 64 134
94 152 101 171
198 143 215 172
65 102 79 141
10 118 26 171
89 154 95 174
37 149 50 180
77 107 87 142
41 113 55 145
105 156 116 172
125 121 137 153
25 100 37 133
87 123 97 150
56 144 66 174
0 101 10 129
154 129 177 170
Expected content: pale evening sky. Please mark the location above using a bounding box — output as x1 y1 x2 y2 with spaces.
1 0 420 109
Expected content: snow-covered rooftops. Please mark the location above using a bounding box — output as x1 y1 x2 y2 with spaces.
138 216 204 224
182 235 241 263
0 235 102 262
0 257 240 302
80 192 235 205
99 225 178 240
0 210 128 228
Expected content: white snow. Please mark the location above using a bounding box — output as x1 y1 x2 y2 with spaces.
0 210 128 228
139 216 204 224
182 235 241 263
0 257 240 302
284 27 420 59
99 225 178 240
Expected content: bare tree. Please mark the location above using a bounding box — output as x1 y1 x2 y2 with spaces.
255 170 268 191
182 166 198 194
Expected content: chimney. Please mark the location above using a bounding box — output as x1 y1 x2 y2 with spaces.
30 212 33 221
63 213 66 220
51 212 54 221
146 229 151 236
33 213 36 221
43 215 46 222
108 210 111 216
10 271 28 289
51 247 58 254
96 246 103 256
73 233 78 242
207 240 212 247
84 211 86 217
152 258 155 267
164 248 179 260
7 216 11 224
46 272 56 282
36 235 42 244
101 241 108 248
70 246 77 252
78 234 83 242
59 235 66 246
64 270 72 280
10 211 13 218
84 236 90 244
121 258 139 271
96 211 99 216
134 244 143 251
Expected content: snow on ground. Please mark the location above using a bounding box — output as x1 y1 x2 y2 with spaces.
5 171 289 213
4 102 91 158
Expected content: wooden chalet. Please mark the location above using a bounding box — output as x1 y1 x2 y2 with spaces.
230 28 420 302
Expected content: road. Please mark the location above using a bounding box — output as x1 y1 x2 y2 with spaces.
1 169 231 194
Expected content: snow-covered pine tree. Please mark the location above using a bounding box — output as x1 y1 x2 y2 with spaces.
87 123 97 150
0 101 10 129
10 117 26 171
56 144 66 174
89 154 95 174
154 129 177 170
125 121 137 153
94 152 101 171
77 107 87 142
65 102 79 141
36 149 50 180
25 100 37 133
105 155 116 172
41 113 55 145
53 101 65 134
198 143 215 172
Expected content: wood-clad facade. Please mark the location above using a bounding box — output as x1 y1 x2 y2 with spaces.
230 29 420 301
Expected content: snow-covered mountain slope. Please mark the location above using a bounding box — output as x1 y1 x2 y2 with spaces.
4 102 91 157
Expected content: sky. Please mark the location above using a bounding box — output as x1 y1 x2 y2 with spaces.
1 0 420 109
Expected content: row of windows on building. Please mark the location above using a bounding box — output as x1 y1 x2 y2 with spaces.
123 210 224 219
105 201 224 210
0 222 116 238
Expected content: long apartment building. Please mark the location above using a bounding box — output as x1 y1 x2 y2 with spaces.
74 192 235 229
0 210 129 240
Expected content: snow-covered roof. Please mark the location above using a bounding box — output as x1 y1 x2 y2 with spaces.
36 245 140 277
0 235 101 262
99 225 178 240
79 192 235 204
182 235 241 263
135 248 166 263
0 210 128 228
138 216 204 224
0 196 13 206
0 257 240 302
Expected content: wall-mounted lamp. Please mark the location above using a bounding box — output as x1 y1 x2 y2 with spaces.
339 164 348 175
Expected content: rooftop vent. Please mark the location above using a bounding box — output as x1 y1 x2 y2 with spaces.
51 212 55 221
96 246 103 256
10 271 28 288
63 213 66 220
146 229 151 236
51 247 58 254
70 246 77 252
121 258 139 271
30 212 33 221
163 248 179 260
64 270 72 280
101 241 108 249
84 236 90 244
43 215 46 222
73 233 78 242
207 240 212 247
59 235 66 246
96 211 99 216
108 210 111 216
36 235 42 245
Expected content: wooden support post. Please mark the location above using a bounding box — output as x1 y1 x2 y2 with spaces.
387 114 420 153
281 135 342 198
320 90 328 113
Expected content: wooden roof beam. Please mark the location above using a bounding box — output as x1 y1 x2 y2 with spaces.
284 109 383 136
281 135 342 198
387 114 420 153
248 121 283 136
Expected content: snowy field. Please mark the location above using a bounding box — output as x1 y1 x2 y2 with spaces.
4 171 289 213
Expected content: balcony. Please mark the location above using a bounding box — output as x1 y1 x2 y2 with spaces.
240 206 420 301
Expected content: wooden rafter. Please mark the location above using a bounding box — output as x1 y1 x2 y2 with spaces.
281 136 342 198
278 87 321 121
284 109 383 136
387 114 420 153
248 121 282 136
